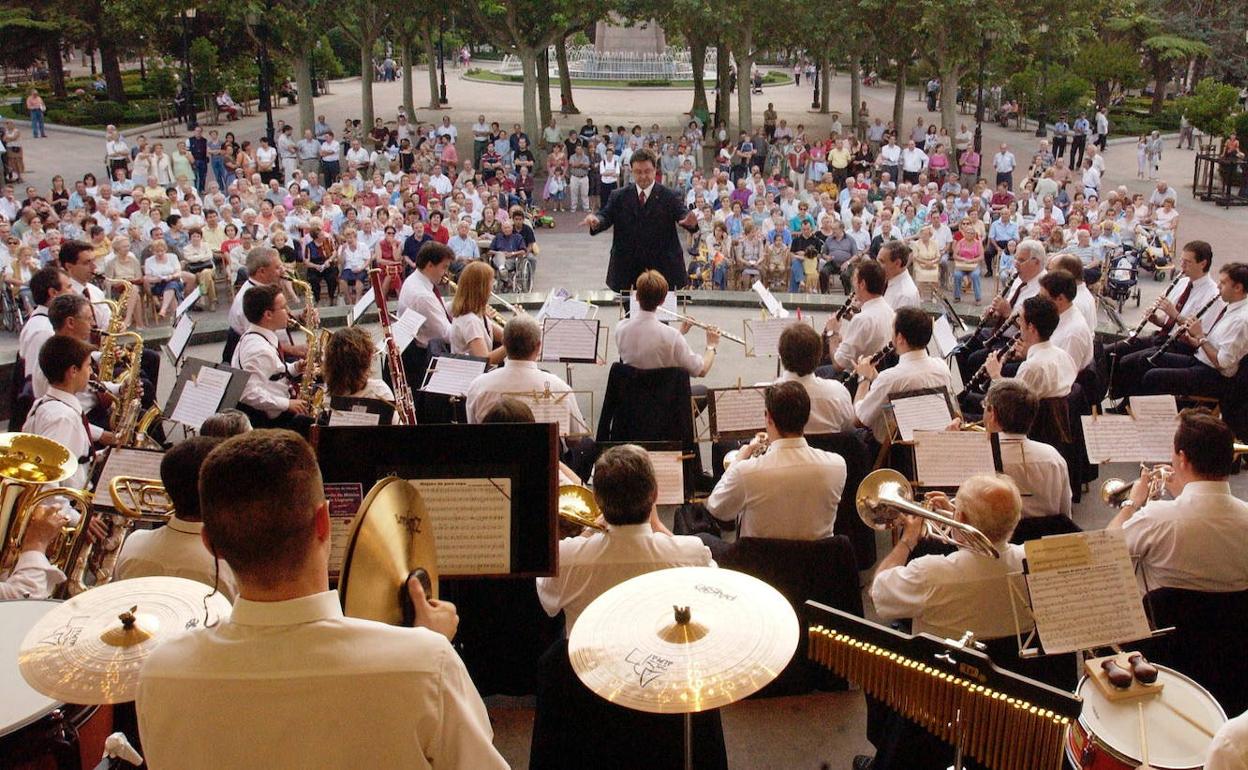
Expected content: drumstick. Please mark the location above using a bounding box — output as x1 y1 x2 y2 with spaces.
1158 698 1216 737
1138 703 1153 770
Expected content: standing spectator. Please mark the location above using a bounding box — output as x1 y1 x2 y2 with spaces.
1145 131 1164 181
472 114 489 167
186 126 209 192
1051 115 1069 160
597 146 621 208
1094 105 1110 152
1177 114 1194 150
298 129 320 177
568 145 591 213
319 131 340 185
1070 113 1090 168
26 89 47 138
992 144 1016 190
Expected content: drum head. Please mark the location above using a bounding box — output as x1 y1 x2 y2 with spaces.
1076 664 1227 769
0 600 62 736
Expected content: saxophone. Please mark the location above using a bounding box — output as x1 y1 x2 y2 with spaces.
287 274 329 417
100 331 145 434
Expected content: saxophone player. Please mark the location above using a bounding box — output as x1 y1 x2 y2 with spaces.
231 284 312 433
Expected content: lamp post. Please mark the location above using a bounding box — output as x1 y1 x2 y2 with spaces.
811 60 821 110
1034 22 1049 138
437 18 449 105
246 2 276 146
973 30 997 154
180 8 197 130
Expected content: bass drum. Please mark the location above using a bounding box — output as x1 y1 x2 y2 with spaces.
0 600 112 770
1067 663 1227 770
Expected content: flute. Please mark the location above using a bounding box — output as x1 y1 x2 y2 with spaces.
1146 295 1220 365
656 306 747 345
1128 272 1183 340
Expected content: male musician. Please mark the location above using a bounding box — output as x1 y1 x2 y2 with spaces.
114 436 238 600
231 284 311 432
774 323 855 433
1038 270 1094 371
465 316 584 428
878 240 921 310
956 238 1046 377
397 241 455 348
1206 710 1248 770
0 505 68 600
977 380 1072 519
1129 262 1248 401
702 382 847 554
137 430 507 768
984 296 1077 399
537 444 713 635
853 307 953 443
1047 253 1096 332
1106 241 1221 399
1109 409 1248 592
25 336 117 489
615 269 720 376
17 266 70 383
224 246 295 363
582 147 700 292
824 260 895 374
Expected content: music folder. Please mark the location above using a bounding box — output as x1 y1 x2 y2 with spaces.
163 358 250 431
328 396 396 427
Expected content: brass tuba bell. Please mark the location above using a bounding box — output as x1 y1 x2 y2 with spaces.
0 433 96 578
557 485 605 537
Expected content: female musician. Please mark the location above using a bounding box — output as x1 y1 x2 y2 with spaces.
323 326 395 401
449 261 506 366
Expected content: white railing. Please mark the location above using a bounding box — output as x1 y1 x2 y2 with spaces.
497 46 717 82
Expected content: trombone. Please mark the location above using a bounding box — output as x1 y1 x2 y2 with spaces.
856 469 1000 559
655 306 747 345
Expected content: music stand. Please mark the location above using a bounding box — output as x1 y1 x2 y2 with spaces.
327 395 396 427
162 358 250 435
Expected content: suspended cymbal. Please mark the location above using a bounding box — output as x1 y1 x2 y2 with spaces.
568 567 799 714
338 476 439 626
18 576 231 705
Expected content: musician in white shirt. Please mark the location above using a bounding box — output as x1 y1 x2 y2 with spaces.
466 316 584 428
17 266 70 380
854 307 953 442
59 240 113 331
774 323 855 433
879 240 921 310
25 336 117 490
1048 253 1097 333
323 326 395 403
1110 409 1248 592
537 444 714 635
1206 710 1248 770
825 260 895 373
977 380 1072 519
0 504 68 600
115 437 238 600
956 239 1046 376
228 246 287 335
1040 270 1094 370
985 296 1077 399
397 241 455 347
615 269 720 376
138 430 505 770
231 284 311 430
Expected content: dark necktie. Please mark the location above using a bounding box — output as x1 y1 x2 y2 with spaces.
639 190 647 207
1008 279 1023 307
83 287 98 328
1158 282 1192 335
1207 305 1228 333
432 285 453 322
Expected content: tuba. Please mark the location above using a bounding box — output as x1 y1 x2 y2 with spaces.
61 475 175 595
0 433 97 578
557 484 606 537
856 469 1000 558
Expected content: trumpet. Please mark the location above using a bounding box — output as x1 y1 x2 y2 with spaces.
856 469 1000 559
723 432 770 471
656 306 747 345
1101 464 1172 507
62 475 176 594
557 484 606 537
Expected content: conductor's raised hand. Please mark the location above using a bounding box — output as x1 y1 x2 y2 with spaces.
407 575 459 642
580 213 600 230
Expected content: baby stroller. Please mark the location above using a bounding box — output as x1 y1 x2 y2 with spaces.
1132 226 1173 279
1102 248 1141 313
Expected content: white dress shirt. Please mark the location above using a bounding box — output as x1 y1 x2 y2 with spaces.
706 437 846 540
0 550 65 600
775 371 856 434
228 279 258 336
536 523 715 636
24 386 94 489
1206 710 1248 770
397 270 453 347
1121 480 1248 592
1166 273 1221 325
1196 297 1248 378
998 433 1071 518
856 350 953 442
350 378 396 400
901 147 929 173
834 296 895 371
1051 305 1094 370
137 590 506 770
1002 271 1045 309
1074 284 1097 333
115 517 238 601
71 277 113 331
18 307 52 378
1014 341 1076 398
615 309 707 376
232 324 296 418
449 312 490 356
465 359 584 428
872 543 1030 640
884 271 921 310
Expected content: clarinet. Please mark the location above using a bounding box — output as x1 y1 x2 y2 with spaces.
1128 272 1184 341
846 342 895 389
1146 295 1220 366
966 345 1021 393
962 273 1015 343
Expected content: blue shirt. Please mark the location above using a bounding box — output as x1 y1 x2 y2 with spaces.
448 234 480 260
1073 118 1090 136
1053 121 1070 137
989 218 1019 243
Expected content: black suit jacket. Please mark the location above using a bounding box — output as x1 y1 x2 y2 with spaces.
590 183 692 292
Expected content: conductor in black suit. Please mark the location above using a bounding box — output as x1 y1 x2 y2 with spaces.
582 148 700 292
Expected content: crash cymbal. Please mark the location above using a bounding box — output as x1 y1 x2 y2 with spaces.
18 577 231 705
568 567 799 714
338 476 439 626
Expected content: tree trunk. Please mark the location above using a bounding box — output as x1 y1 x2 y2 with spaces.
940 66 959 135
556 35 579 114
715 40 731 130
294 54 315 134
537 47 552 128
44 38 68 98
99 38 127 104
1149 59 1168 115
850 58 862 128
359 41 375 128
689 37 709 115
518 47 540 142
820 54 831 114
422 27 439 109
401 42 415 117
893 58 907 129
734 31 753 132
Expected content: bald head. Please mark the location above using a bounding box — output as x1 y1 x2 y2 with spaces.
956 474 1022 545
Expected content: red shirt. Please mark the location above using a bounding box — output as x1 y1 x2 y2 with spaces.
427 224 450 244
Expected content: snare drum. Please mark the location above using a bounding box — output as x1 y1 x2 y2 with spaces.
0 600 112 770
1067 663 1227 770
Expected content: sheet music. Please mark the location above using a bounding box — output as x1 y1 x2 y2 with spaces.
409 478 511 574
91 448 166 507
632 291 678 318
912 431 996 487
747 317 810 357
751 280 790 318
169 365 232 429
422 356 487 396
1129 394 1178 420
1024 530 1154 654
540 318 599 362
889 391 955 441
930 315 959 359
1130 395 1179 461
349 287 376 326
165 314 195 363
508 390 574 435
328 407 382 427
710 387 767 435
535 287 571 320
544 297 593 320
174 286 202 319
649 450 686 505
389 308 427 353
1080 415 1136 463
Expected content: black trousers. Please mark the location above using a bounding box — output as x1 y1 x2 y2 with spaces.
1052 136 1067 159
1137 354 1230 400
1070 135 1087 168
1108 341 1196 399
819 260 853 294
307 265 339 303
236 402 313 437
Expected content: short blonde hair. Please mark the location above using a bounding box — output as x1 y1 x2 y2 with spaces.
955 474 1022 544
